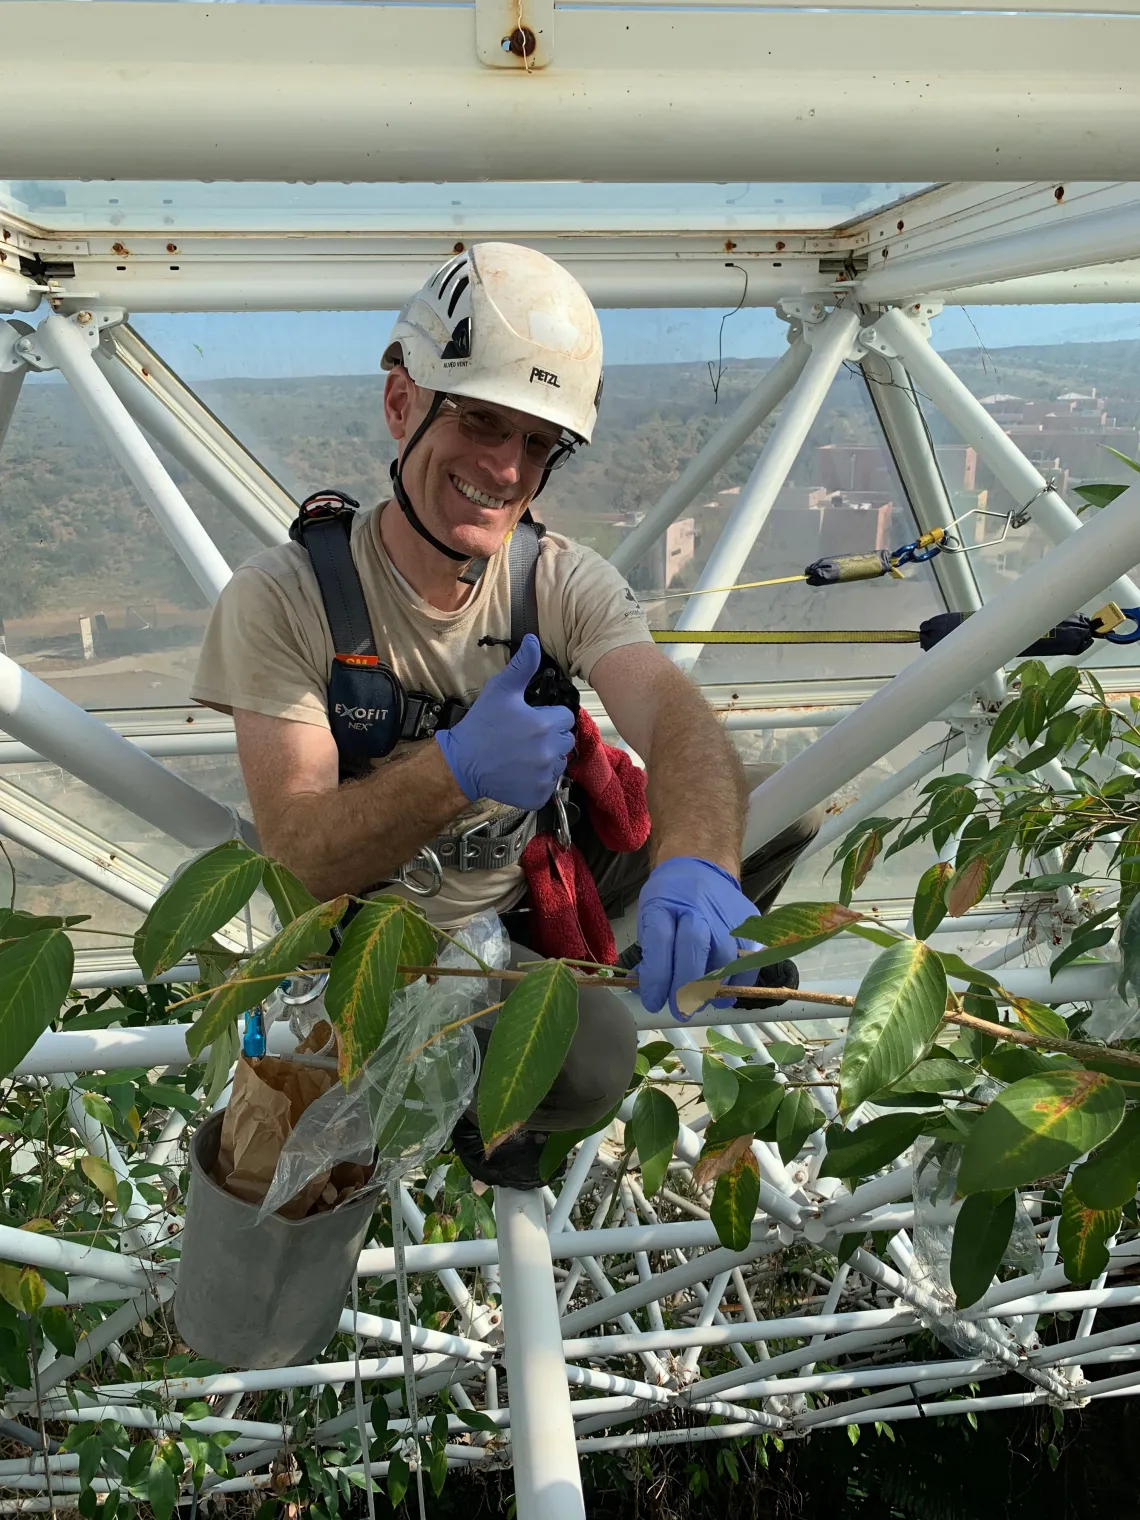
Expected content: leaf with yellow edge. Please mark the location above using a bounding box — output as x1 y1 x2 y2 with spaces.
0 1263 23 1312
693 1133 754 1189
80 1154 119 1207
957 1070 1125 1195
710 1147 760 1251
18 1267 44 1316
1058 1182 1119 1283
1011 997 1069 1041
325 897 406 1084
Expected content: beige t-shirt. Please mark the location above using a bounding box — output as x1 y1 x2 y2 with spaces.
192 504 653 926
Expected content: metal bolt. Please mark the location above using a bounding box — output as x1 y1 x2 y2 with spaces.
76 311 92 325
15 336 32 355
502 24 537 56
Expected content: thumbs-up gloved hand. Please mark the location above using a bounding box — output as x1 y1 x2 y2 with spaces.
435 634 576 810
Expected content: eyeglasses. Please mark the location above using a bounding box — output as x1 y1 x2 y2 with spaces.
437 394 579 471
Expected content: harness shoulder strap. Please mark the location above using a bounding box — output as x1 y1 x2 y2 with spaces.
290 491 376 657
508 513 544 650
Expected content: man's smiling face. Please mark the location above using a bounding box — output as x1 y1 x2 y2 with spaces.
384 368 562 562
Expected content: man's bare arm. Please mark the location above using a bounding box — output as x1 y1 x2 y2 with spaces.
233 709 469 900
588 644 748 876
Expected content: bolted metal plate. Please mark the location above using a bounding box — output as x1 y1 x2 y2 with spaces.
475 0 554 69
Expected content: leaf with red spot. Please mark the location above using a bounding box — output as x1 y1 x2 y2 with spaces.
1058 1183 1119 1283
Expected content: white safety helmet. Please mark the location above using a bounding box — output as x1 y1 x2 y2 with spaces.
382 242 603 444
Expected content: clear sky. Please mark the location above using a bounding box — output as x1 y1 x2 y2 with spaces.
129 303 1140 384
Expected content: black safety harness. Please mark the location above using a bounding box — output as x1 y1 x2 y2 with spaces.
290 489 578 880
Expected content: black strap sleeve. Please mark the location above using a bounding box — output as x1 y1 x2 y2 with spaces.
508 515 543 650
292 493 377 657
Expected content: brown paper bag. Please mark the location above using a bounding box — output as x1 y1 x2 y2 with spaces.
213 1055 336 1220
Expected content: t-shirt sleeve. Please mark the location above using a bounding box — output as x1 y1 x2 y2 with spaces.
557 544 655 682
190 565 331 728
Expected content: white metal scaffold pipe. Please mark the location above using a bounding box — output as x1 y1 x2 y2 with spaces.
31 313 233 604
0 655 239 850
668 306 862 674
496 1188 586 1520
742 479 1140 852
609 337 810 578
867 305 1140 610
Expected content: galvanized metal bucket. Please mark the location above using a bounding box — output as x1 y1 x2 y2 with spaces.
174 1111 376 1369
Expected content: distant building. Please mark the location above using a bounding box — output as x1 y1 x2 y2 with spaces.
625 516 696 593
815 442 977 495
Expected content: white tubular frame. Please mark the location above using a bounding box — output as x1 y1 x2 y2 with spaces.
9 163 1140 1515
29 313 232 604
668 306 862 673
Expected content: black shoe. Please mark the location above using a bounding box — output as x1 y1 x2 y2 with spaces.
617 944 799 1009
450 1114 566 1191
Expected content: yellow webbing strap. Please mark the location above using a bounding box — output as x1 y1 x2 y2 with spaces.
652 629 922 645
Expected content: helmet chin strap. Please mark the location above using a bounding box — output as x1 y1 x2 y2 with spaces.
390 392 488 586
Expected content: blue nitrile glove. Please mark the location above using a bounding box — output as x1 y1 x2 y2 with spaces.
636 856 760 1020
436 633 576 811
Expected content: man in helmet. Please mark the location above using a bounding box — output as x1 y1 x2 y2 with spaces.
192 243 820 1187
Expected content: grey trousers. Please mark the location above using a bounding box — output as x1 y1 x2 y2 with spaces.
482 762 824 1134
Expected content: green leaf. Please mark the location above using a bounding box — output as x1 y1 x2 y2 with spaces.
147 1445 179 1520
704 1031 754 1061
957 1070 1126 1196
701 1053 740 1122
202 1019 239 1108
80 1154 120 1207
928 786 977 853
1118 894 1140 1006
1103 445 1140 475
710 1146 760 1251
946 826 1015 917
1071 1108 1140 1209
987 698 1024 760
839 941 947 1112
1011 998 1068 1040
1074 481 1129 513
261 859 319 927
628 1086 680 1197
1021 684 1049 744
478 961 580 1153
887 1057 972 1095
430 1443 448 1498
934 952 999 990
134 840 264 980
0 928 75 1082
81 1091 115 1127
457 1409 500 1435
186 897 347 1060
705 1068 783 1145
950 1191 1015 1308
776 1089 824 1163
912 862 953 941
982 1045 1073 1083
41 1305 76 1357
1058 1183 1119 1283
77 1433 103 1490
766 1041 806 1065
1050 926 1116 979
387 1452 410 1508
818 1113 927 1178
1044 666 1083 718
1118 824 1140 915
324 898 405 1084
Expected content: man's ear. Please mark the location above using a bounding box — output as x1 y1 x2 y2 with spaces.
384 366 416 444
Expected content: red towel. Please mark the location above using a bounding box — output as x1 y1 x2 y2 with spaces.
519 711 650 965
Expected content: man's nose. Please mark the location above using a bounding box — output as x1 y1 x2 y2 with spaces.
474 433 527 487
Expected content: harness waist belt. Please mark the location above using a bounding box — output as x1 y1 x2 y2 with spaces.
431 807 537 872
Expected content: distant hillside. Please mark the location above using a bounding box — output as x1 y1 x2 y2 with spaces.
3 338 1139 623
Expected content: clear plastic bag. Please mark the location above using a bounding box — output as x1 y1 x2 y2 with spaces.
911 1135 1042 1355
256 911 508 1220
